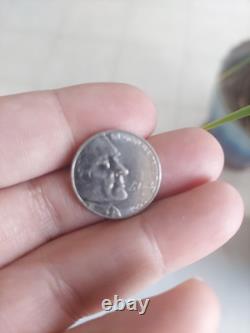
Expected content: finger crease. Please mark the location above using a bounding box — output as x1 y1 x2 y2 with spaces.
137 211 167 276
27 179 61 241
43 256 83 323
52 90 76 149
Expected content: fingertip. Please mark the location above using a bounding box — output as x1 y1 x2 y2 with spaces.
190 180 245 252
181 278 220 312
146 179 244 273
59 83 157 140
177 278 221 332
211 181 244 239
187 127 225 182
108 83 157 137
153 127 225 197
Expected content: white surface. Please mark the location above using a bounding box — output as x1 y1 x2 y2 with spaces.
0 1 249 332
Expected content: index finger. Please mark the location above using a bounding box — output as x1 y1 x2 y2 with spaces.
0 83 156 188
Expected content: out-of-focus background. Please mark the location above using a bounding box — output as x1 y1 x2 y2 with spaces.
0 0 249 332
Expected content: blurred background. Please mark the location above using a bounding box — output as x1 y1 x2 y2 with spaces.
0 0 249 332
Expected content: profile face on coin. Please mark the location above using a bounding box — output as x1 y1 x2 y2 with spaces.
71 130 162 219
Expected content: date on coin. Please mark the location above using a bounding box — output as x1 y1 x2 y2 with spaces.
71 130 162 219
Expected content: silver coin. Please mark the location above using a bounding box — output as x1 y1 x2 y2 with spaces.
71 130 162 219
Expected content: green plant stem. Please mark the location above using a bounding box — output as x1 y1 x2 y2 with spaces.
202 105 250 130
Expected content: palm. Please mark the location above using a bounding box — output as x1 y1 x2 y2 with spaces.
0 83 243 332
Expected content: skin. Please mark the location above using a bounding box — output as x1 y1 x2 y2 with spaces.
0 83 244 333
72 279 220 333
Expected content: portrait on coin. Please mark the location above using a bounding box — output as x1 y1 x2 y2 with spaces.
74 133 130 218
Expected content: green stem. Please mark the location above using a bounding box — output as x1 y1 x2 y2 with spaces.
202 105 250 130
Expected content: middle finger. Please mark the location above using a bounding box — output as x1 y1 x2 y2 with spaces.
0 128 223 267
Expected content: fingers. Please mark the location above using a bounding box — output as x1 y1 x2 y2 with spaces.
71 279 220 333
151 128 224 197
0 128 224 267
0 83 156 188
0 181 242 333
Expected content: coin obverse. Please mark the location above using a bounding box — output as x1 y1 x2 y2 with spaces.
71 130 162 219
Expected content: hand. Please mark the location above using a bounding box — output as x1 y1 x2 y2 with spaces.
0 83 243 333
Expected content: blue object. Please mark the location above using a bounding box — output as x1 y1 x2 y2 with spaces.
209 86 250 169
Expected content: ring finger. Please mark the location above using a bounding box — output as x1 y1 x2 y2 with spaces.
0 181 243 333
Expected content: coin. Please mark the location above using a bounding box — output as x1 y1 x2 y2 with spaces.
71 130 162 219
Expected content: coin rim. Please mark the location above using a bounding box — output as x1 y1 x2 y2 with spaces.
71 129 162 219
